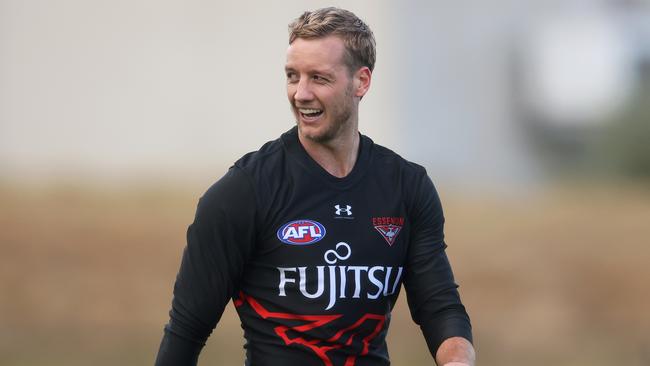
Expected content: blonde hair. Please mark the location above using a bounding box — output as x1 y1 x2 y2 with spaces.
288 7 376 73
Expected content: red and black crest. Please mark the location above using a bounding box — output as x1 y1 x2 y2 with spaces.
371 217 404 246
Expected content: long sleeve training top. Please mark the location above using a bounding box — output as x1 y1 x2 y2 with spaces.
155 127 472 366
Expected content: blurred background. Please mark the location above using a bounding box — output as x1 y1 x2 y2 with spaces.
1 0 649 365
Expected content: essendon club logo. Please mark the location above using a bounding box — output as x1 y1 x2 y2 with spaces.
372 217 404 246
277 219 326 245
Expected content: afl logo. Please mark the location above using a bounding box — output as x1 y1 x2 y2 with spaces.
277 219 326 245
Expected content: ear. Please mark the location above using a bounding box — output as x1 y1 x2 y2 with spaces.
353 66 372 98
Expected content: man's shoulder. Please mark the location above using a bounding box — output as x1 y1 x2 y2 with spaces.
232 130 290 174
199 131 289 209
370 138 428 177
235 141 282 169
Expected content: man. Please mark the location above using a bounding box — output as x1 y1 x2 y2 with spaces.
155 7 474 366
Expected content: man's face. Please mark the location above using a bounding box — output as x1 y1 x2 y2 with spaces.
285 36 359 144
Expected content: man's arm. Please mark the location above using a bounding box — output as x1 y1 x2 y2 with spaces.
402 169 474 364
155 166 257 365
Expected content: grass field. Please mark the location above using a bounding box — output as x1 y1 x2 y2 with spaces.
1 181 648 365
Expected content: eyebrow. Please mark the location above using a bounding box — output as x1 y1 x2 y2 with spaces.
284 66 337 79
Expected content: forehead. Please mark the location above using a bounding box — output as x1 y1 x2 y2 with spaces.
285 35 347 72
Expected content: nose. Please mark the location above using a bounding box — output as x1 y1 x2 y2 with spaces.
293 78 314 103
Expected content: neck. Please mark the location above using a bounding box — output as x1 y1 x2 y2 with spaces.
299 128 360 178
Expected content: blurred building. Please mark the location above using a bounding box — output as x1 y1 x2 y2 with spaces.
396 0 650 189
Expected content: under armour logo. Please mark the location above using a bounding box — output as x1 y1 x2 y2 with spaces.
334 204 352 216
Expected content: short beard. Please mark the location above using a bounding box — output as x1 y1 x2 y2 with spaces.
294 83 355 144
304 107 352 144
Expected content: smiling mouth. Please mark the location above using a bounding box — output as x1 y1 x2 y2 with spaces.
298 108 323 118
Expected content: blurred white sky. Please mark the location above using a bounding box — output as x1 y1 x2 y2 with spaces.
1 0 648 187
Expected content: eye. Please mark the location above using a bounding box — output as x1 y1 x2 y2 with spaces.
286 72 298 83
313 75 328 83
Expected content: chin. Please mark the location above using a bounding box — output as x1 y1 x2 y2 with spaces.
297 123 334 143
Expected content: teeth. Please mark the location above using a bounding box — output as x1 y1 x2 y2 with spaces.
299 108 322 114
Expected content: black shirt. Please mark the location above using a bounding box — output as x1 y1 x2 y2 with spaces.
155 127 472 365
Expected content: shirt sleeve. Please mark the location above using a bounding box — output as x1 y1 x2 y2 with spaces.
402 170 473 359
155 166 257 366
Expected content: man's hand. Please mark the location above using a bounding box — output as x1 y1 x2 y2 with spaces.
435 336 475 366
